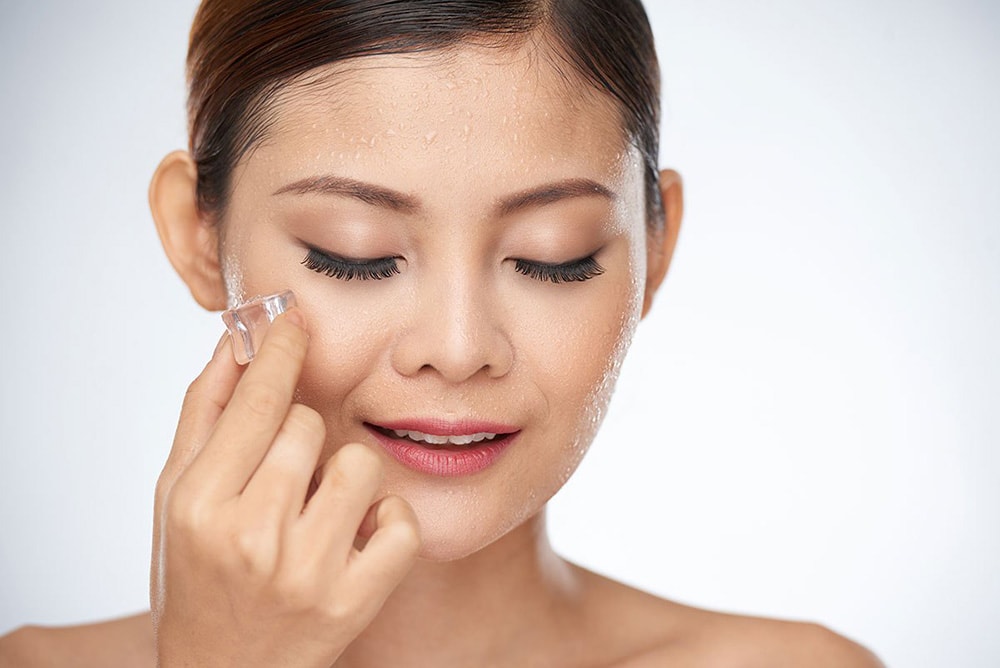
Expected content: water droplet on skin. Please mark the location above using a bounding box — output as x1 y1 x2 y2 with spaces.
221 253 246 309
423 131 438 146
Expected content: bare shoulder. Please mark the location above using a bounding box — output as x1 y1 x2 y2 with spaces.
568 564 883 668
0 612 154 668
622 613 884 668
731 619 884 668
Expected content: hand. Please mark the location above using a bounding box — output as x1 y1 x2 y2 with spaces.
150 308 421 667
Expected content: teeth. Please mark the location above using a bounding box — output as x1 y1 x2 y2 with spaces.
391 429 499 446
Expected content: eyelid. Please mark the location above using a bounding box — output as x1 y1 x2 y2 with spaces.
301 245 401 281
303 242 395 264
299 241 604 284
513 245 606 268
515 252 594 269
513 251 605 283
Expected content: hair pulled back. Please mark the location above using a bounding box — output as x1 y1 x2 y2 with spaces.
187 0 662 226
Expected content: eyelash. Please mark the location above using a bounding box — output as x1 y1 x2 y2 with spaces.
301 247 605 284
301 248 401 281
513 255 605 283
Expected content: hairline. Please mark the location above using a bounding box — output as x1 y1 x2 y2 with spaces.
213 32 649 228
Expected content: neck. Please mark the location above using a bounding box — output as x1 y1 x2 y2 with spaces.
335 507 583 667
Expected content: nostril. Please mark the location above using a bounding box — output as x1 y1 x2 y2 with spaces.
389 309 514 381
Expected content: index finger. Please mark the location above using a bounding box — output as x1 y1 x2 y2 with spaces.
160 332 245 488
184 307 310 500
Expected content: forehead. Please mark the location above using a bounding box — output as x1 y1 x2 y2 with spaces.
239 43 638 199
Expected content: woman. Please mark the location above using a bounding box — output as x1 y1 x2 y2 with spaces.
0 0 882 665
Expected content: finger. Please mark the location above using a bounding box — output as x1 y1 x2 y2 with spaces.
240 403 326 529
152 332 243 593
346 495 421 605
158 331 244 494
347 491 389 553
185 308 309 500
296 443 384 558
353 500 380 551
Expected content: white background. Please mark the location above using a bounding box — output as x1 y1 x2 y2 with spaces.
1 1 997 666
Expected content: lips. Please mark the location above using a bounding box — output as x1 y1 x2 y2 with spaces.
374 426 502 446
364 418 520 477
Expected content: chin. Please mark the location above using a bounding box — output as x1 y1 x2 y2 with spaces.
414 537 484 562
411 522 521 562
392 483 541 563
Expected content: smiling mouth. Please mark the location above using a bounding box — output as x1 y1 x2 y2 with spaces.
365 423 517 450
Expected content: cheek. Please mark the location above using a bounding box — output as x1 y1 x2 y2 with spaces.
292 283 396 425
229 239 394 427
522 261 642 463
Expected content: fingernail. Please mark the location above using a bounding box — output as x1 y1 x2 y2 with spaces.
213 332 231 360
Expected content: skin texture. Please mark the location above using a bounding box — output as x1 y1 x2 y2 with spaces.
0 42 883 668
214 49 650 563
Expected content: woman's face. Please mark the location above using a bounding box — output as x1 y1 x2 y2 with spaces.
218 44 651 560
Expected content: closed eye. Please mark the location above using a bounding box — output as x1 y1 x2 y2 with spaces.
301 246 401 281
513 254 604 283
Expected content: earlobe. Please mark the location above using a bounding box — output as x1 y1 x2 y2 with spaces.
149 150 228 311
641 168 684 318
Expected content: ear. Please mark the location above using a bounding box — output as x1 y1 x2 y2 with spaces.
641 168 684 318
149 150 228 311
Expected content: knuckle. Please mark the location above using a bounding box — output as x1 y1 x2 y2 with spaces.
273 568 324 612
163 483 210 535
265 324 306 361
322 443 383 489
232 525 278 576
319 454 351 490
316 597 355 626
390 525 421 562
179 370 213 416
285 404 326 441
341 442 383 475
400 522 422 556
181 375 204 408
385 498 422 554
240 381 286 421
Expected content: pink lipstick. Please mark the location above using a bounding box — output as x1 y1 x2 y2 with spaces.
365 419 519 477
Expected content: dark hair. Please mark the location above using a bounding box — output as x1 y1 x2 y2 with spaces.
187 0 662 226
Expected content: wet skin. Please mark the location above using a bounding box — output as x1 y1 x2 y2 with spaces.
215 46 652 562
0 41 884 668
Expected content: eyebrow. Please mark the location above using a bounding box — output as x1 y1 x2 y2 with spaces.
272 175 616 216
273 175 420 214
496 178 617 217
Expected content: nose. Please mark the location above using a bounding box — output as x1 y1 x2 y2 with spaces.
390 275 514 383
